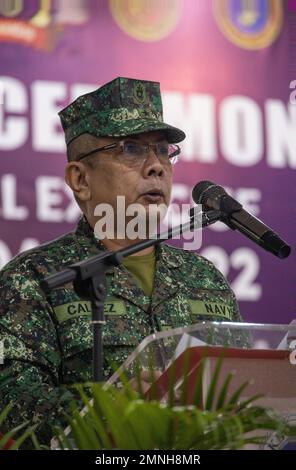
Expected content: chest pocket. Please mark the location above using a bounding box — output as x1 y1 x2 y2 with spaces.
188 299 234 321
53 298 139 358
186 284 235 323
53 299 127 323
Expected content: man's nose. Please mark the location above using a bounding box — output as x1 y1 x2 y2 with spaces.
142 149 164 177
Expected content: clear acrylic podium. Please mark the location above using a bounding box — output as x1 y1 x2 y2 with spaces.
108 321 296 381
107 322 296 450
56 322 296 450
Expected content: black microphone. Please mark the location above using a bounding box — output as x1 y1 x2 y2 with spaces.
192 181 291 259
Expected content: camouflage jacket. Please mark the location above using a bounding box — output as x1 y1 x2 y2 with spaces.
0 216 242 445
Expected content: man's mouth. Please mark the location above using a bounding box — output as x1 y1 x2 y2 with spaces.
140 189 165 202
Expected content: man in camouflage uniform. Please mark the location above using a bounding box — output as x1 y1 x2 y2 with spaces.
0 77 243 445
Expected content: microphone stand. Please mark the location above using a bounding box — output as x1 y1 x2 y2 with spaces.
42 209 221 382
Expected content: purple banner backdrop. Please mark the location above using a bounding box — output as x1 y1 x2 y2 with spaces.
0 0 295 324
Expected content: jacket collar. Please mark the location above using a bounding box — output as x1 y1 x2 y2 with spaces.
75 215 185 271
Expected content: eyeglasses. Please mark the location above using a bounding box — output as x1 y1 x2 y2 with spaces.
76 139 181 166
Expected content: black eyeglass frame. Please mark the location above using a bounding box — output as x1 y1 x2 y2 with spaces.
76 139 181 163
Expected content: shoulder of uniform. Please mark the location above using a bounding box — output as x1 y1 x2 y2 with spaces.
161 243 216 269
0 230 78 279
161 243 230 290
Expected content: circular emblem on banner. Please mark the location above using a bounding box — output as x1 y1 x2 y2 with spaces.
213 0 283 50
0 0 90 50
108 0 182 42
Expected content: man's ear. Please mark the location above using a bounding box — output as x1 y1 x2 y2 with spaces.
65 162 91 203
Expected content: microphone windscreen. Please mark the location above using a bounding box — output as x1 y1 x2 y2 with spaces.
192 180 215 204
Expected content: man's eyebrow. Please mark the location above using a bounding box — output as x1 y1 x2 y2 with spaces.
123 136 140 141
125 135 167 142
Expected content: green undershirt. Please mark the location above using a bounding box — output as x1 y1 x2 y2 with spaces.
123 249 156 297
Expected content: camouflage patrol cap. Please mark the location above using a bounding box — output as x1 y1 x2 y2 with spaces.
59 77 186 145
